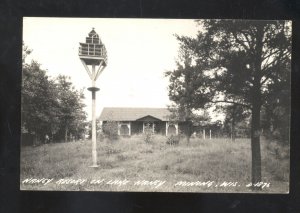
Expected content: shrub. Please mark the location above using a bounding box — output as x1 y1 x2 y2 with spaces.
102 120 119 141
105 146 121 155
166 135 179 145
143 123 154 143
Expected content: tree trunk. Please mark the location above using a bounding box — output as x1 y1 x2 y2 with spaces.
250 23 264 189
232 114 235 142
34 132 38 146
251 97 262 188
65 127 68 143
186 134 190 145
188 121 193 145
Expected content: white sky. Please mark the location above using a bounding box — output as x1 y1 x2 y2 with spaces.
23 17 201 121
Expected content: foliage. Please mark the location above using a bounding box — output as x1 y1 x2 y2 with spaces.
166 135 180 145
54 75 87 142
197 120 225 138
260 61 290 144
166 20 291 185
87 119 101 139
102 120 119 141
165 45 208 144
22 60 59 142
21 137 289 193
22 42 32 64
167 105 211 144
143 123 154 143
22 44 87 144
220 104 251 140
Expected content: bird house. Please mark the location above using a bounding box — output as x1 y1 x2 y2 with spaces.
79 28 108 66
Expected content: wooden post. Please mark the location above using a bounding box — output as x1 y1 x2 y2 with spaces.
210 129 211 139
143 122 145 133
152 122 155 133
117 122 120 135
203 129 206 139
128 122 131 136
166 122 168 136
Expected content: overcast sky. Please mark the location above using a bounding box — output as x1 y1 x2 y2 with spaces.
23 17 201 120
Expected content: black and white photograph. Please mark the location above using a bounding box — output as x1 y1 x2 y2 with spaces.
20 17 291 193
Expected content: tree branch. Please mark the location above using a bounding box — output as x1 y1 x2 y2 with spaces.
261 48 290 85
231 32 250 52
260 70 275 86
261 50 290 72
210 100 251 108
240 31 255 53
262 48 281 61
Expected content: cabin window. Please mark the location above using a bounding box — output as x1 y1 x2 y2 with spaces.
118 122 131 136
120 124 129 135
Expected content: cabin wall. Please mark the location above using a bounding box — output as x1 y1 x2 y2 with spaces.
102 120 178 136
102 121 168 135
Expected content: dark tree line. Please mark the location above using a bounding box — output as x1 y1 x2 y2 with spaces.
22 44 87 144
217 104 251 141
166 20 291 186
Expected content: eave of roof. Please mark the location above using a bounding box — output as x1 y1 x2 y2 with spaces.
99 107 172 121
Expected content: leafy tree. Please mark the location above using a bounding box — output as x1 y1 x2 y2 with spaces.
167 105 193 144
167 104 211 144
204 120 224 138
261 58 290 143
167 20 291 186
166 45 210 144
22 44 87 144
55 75 87 142
22 42 32 65
22 60 59 143
221 104 250 141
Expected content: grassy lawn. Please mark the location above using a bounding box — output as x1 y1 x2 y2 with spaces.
20 135 289 193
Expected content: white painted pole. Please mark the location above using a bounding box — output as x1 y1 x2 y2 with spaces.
203 129 206 140
91 64 98 167
210 129 211 139
80 29 107 168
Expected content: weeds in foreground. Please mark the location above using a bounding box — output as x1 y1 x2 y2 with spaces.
20 136 289 192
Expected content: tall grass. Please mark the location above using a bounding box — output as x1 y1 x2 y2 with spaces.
20 135 289 192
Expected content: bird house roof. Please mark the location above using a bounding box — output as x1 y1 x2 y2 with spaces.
88 28 99 38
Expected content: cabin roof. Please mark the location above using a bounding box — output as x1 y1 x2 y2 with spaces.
99 107 172 121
